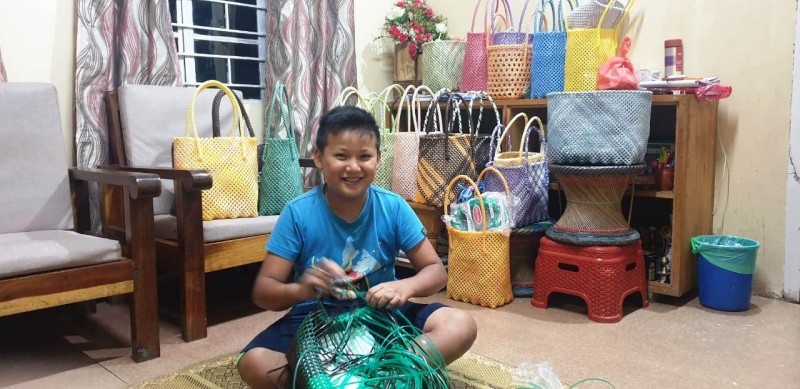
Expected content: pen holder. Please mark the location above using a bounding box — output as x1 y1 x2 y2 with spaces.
655 167 674 191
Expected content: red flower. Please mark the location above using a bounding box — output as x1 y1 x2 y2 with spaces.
413 0 423 7
408 42 418 59
398 32 409 43
395 1 406 7
425 7 434 18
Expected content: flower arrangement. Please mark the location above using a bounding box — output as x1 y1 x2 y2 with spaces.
383 0 449 60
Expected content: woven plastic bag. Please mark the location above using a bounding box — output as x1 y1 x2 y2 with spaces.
422 39 466 92
173 80 258 220
564 0 636 92
259 83 304 216
367 84 403 190
415 91 475 208
486 12 534 99
392 85 425 201
445 167 513 308
461 0 506 92
597 36 637 90
485 114 549 227
529 0 572 98
492 0 531 45
466 92 502 171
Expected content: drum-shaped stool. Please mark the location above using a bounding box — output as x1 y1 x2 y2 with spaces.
531 237 648 323
547 164 645 246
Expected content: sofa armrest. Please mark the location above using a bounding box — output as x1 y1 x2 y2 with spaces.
104 165 212 192
69 167 161 199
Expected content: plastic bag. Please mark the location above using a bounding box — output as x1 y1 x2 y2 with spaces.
510 361 562 389
691 235 760 275
597 36 637 90
443 192 514 232
695 83 732 101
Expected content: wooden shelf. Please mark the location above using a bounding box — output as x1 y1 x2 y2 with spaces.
548 182 675 199
648 281 674 296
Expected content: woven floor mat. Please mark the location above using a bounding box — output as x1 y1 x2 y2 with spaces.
133 351 517 389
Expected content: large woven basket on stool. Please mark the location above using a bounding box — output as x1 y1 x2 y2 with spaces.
531 237 648 323
546 90 652 165
547 164 644 246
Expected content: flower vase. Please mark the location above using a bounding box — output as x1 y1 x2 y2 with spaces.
394 42 423 85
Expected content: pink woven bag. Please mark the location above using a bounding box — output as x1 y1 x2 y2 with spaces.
460 0 509 92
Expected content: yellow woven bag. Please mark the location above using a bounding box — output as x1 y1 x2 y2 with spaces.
445 167 512 308
564 0 636 91
173 80 258 220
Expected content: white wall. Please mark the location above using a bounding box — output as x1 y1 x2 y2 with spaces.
786 2 800 303
0 0 75 163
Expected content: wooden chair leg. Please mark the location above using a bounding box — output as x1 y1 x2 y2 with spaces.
127 194 160 361
176 188 208 342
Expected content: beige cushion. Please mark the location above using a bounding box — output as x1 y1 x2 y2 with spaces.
0 83 73 234
117 84 240 215
153 215 279 243
0 231 121 279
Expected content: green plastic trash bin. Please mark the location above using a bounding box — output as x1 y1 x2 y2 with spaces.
691 235 760 312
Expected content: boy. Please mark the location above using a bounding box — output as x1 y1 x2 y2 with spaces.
237 105 477 388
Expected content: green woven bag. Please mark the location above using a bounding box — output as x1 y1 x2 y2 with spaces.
368 84 404 190
258 84 303 216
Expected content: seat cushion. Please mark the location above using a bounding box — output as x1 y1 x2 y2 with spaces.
153 215 279 243
0 231 121 279
0 83 73 233
118 84 241 215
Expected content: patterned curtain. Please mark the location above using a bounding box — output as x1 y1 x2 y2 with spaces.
74 0 181 230
264 0 357 157
0 46 7 82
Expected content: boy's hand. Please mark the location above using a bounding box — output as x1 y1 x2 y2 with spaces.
298 259 348 298
365 280 411 310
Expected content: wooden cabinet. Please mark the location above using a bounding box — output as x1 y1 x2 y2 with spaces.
392 94 718 297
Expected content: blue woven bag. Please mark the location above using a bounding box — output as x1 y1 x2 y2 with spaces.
530 0 573 98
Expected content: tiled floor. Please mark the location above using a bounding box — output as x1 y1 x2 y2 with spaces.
1 266 799 388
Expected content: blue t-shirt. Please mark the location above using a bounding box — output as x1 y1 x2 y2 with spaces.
266 185 426 294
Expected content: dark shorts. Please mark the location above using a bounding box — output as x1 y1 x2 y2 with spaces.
241 299 447 355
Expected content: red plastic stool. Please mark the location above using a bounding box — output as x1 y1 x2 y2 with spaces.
531 237 648 323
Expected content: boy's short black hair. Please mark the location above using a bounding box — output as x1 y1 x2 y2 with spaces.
315 105 380 153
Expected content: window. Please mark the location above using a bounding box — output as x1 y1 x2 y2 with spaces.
169 0 266 100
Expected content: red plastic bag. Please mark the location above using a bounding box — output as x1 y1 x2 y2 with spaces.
597 36 637 90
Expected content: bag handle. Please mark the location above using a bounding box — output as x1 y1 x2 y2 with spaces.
184 80 248 162
334 86 369 108
520 116 546 154
393 84 417 134
487 12 510 48
515 0 532 32
443 167 511 239
412 85 442 135
372 83 405 133
211 90 254 138
264 83 296 141
470 0 503 33
597 0 637 30
488 0 513 33
186 80 241 138
493 112 529 161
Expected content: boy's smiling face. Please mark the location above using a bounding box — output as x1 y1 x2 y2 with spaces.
314 129 379 202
